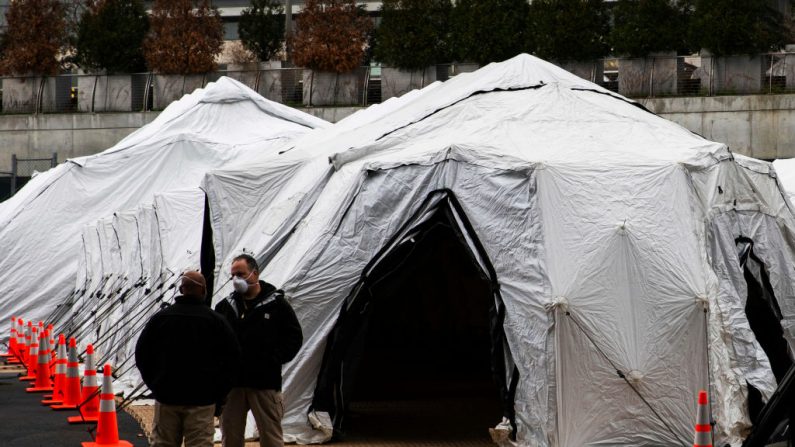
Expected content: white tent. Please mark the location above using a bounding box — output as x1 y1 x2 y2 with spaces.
0 76 327 338
773 158 795 204
203 81 443 298
206 55 794 446
61 188 208 393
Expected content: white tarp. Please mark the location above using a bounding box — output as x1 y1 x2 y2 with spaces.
773 158 795 204
203 81 442 298
0 77 327 333
206 55 794 446
67 188 207 394
3 54 794 447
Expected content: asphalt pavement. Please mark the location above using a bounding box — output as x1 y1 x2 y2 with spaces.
0 361 148 447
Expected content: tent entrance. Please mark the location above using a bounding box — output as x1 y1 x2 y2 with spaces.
311 189 517 443
736 237 794 424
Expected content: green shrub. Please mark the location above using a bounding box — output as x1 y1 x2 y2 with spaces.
610 0 692 57
529 0 610 62
76 0 149 73
690 0 790 56
450 0 530 65
374 0 452 70
239 0 285 61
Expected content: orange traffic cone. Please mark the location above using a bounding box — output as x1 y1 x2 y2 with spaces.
6 317 22 364
42 334 67 405
68 344 99 424
27 330 53 392
22 321 33 364
1 316 15 358
693 390 713 447
81 364 133 447
52 337 82 410
47 325 55 365
20 326 39 381
11 319 27 365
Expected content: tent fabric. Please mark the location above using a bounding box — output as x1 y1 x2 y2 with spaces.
199 55 794 446
202 81 443 299
773 158 795 205
0 77 327 335
2 53 794 447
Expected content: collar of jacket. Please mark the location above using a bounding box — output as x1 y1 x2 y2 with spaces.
174 295 205 305
228 281 278 317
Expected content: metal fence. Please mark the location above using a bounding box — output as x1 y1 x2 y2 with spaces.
1 54 794 114
0 153 58 200
0 63 477 114
557 53 795 97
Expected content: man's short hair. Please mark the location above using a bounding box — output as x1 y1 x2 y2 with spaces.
233 254 259 273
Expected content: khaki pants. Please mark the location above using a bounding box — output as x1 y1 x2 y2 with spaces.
220 388 284 447
150 402 215 447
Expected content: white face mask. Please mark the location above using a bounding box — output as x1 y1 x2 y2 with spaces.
232 272 254 294
232 277 248 294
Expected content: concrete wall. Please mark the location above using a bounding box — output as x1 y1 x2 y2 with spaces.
2 93 794 173
639 94 795 160
0 112 159 170
299 106 361 123
0 107 363 172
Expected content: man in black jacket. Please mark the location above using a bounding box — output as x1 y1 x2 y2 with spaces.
135 271 241 447
215 254 303 447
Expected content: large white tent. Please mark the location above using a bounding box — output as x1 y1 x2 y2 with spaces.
199 55 794 446
0 77 327 335
773 158 795 204
203 81 442 298
62 188 209 392
1 54 793 447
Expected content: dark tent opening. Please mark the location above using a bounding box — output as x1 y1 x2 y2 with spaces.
736 237 794 445
311 190 516 444
200 194 215 304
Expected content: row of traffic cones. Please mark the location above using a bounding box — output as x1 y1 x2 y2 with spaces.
7 316 715 446
3 316 133 447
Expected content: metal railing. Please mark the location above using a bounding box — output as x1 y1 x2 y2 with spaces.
563 53 795 98
0 153 58 200
0 64 485 114
1 54 794 114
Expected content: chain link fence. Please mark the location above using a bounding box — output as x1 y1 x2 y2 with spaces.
1 54 794 114
0 153 57 201
552 53 795 98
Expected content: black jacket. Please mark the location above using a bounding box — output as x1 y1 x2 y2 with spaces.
214 281 303 390
135 295 241 406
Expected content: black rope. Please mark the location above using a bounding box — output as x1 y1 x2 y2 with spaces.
63 274 121 339
91 278 141 324
43 288 79 326
54 275 112 336
54 284 99 334
95 284 150 361
100 284 177 372
564 311 688 447
93 279 177 364
71 272 170 346
117 381 150 412
79 282 135 332
74 385 102 427
87 289 146 356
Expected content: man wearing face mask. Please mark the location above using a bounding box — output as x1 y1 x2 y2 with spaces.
135 271 241 447
214 254 303 447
